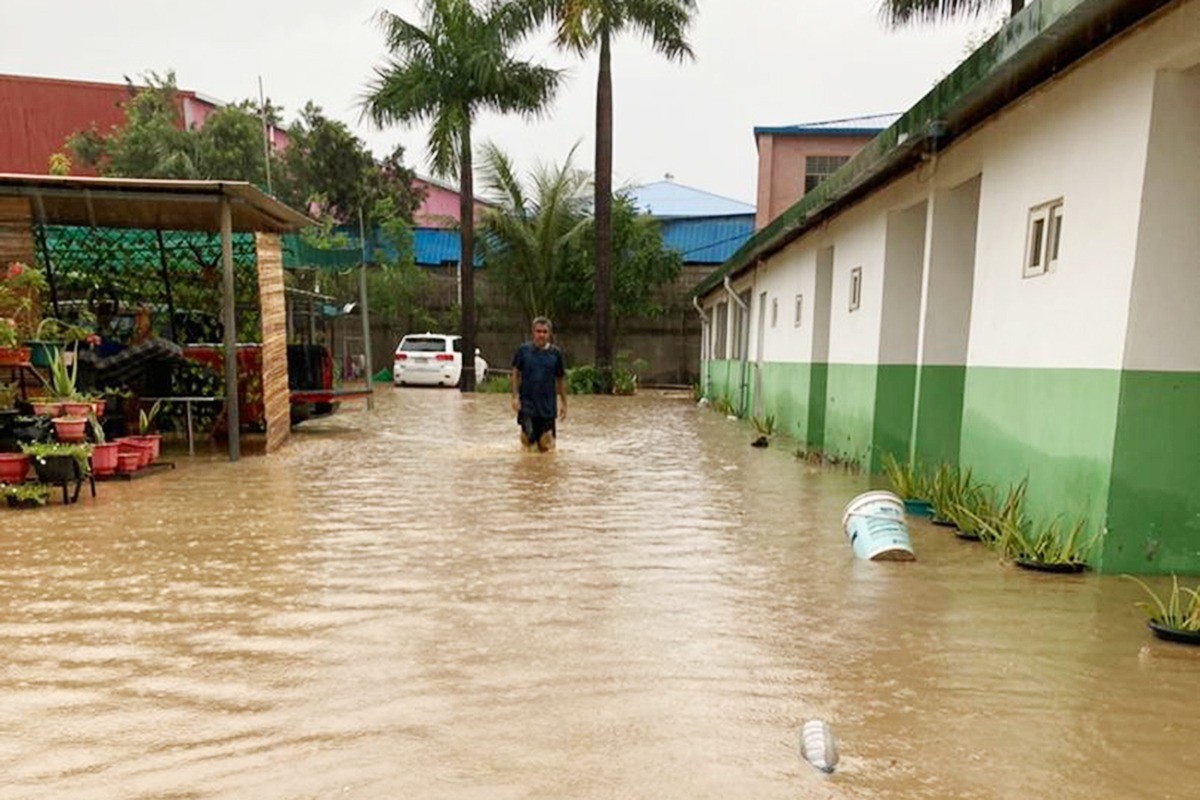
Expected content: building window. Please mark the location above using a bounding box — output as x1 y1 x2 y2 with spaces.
714 301 728 359
794 294 803 327
805 155 851 194
771 297 778 328
849 267 862 312
1024 199 1064 278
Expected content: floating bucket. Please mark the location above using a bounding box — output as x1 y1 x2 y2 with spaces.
798 719 839 773
842 490 915 561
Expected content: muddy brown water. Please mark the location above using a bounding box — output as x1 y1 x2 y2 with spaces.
2 389 1198 799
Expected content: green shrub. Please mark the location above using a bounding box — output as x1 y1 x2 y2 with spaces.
1125 575 1200 631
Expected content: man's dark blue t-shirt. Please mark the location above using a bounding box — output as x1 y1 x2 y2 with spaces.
512 342 564 418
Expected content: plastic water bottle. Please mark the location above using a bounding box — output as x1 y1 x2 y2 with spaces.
799 719 838 773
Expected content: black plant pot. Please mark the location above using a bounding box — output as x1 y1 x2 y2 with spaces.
931 516 956 527
954 529 982 542
32 454 81 484
6 495 46 509
11 415 52 444
1148 621 1200 645
1013 557 1087 574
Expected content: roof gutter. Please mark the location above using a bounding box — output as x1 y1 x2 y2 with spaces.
695 0 1178 300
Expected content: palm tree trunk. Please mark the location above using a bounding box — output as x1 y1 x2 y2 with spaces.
459 114 477 393
593 27 614 393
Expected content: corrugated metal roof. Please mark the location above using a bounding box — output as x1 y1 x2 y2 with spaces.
660 216 754 264
753 113 902 137
627 181 755 219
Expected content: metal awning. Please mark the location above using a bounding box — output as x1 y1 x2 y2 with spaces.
0 173 313 232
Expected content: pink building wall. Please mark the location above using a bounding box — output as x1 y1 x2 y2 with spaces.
413 177 489 228
754 133 875 230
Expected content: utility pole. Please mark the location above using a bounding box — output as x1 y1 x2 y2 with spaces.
258 76 273 195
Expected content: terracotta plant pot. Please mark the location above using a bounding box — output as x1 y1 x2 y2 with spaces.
0 452 29 483
91 399 106 418
90 443 120 476
61 401 93 418
131 434 162 462
0 346 31 366
117 438 152 468
52 417 88 443
116 451 141 474
31 401 62 417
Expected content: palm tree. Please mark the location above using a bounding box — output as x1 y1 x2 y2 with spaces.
882 0 1024 26
362 0 560 392
523 0 696 392
477 143 591 329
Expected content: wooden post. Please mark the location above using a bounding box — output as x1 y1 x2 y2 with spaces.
220 195 240 462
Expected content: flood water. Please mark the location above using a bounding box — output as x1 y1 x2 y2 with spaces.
2 388 1198 799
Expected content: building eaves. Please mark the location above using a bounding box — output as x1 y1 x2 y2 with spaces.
696 0 1177 299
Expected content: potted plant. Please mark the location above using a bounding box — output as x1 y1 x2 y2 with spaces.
1125 575 1200 645
0 450 29 483
21 441 91 485
4 482 51 508
1000 514 1093 573
881 452 931 515
26 316 91 368
0 316 30 365
87 414 119 477
132 399 163 461
0 262 46 351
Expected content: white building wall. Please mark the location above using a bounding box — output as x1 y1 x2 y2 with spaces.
748 239 817 363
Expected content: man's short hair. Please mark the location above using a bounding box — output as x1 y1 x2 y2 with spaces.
532 316 553 331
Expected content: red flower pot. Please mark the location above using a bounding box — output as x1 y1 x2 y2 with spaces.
61 401 93 418
91 399 106 418
130 434 161 462
52 416 88 443
116 452 141 474
90 443 120 476
0 346 31 366
0 453 29 483
117 438 152 468
31 401 62 417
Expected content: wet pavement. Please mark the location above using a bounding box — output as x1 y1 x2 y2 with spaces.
2 388 1198 799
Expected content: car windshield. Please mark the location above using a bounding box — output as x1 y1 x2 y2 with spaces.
400 338 448 353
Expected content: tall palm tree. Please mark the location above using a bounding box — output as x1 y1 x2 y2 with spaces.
362 0 560 391
522 0 696 392
882 0 1023 26
477 142 591 329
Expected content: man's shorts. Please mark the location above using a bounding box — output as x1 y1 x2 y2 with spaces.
518 412 556 446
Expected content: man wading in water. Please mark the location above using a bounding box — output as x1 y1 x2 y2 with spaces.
511 317 566 452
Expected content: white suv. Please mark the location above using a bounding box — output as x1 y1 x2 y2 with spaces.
393 333 488 387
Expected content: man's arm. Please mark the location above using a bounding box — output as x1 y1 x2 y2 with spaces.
511 368 521 414
556 374 566 420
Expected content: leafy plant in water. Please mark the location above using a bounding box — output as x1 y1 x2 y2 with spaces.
751 413 776 437
930 465 983 523
4 482 51 507
957 479 1026 547
1124 574 1200 632
21 441 92 474
998 513 1093 567
476 373 512 394
139 399 163 435
881 452 928 500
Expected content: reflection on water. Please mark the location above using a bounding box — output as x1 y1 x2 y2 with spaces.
1 389 1198 799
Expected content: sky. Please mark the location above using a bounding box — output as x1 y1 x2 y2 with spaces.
2 1 1006 204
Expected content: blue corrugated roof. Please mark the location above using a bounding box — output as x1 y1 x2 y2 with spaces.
627 181 755 219
754 113 901 137
659 215 754 264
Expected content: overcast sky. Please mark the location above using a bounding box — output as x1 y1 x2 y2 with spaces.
2 1 1004 203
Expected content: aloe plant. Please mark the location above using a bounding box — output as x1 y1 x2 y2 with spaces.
751 413 776 437
1000 514 1094 566
37 342 78 400
1124 575 1200 631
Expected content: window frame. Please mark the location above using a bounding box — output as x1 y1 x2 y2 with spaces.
849 267 862 312
794 293 803 328
770 296 778 328
1024 199 1064 278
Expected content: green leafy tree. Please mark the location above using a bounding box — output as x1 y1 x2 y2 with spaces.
68 70 197 178
882 0 1022 26
477 142 590 327
522 0 696 391
361 0 561 392
562 193 681 322
193 101 268 185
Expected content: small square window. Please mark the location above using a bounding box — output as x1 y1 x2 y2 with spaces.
794 294 803 327
771 297 778 328
849 267 862 312
1024 199 1063 278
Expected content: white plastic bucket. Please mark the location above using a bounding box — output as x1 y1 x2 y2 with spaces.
842 490 914 561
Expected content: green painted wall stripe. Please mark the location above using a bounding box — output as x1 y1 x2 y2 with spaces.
871 364 917 472
1107 370 1200 574
913 365 967 467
